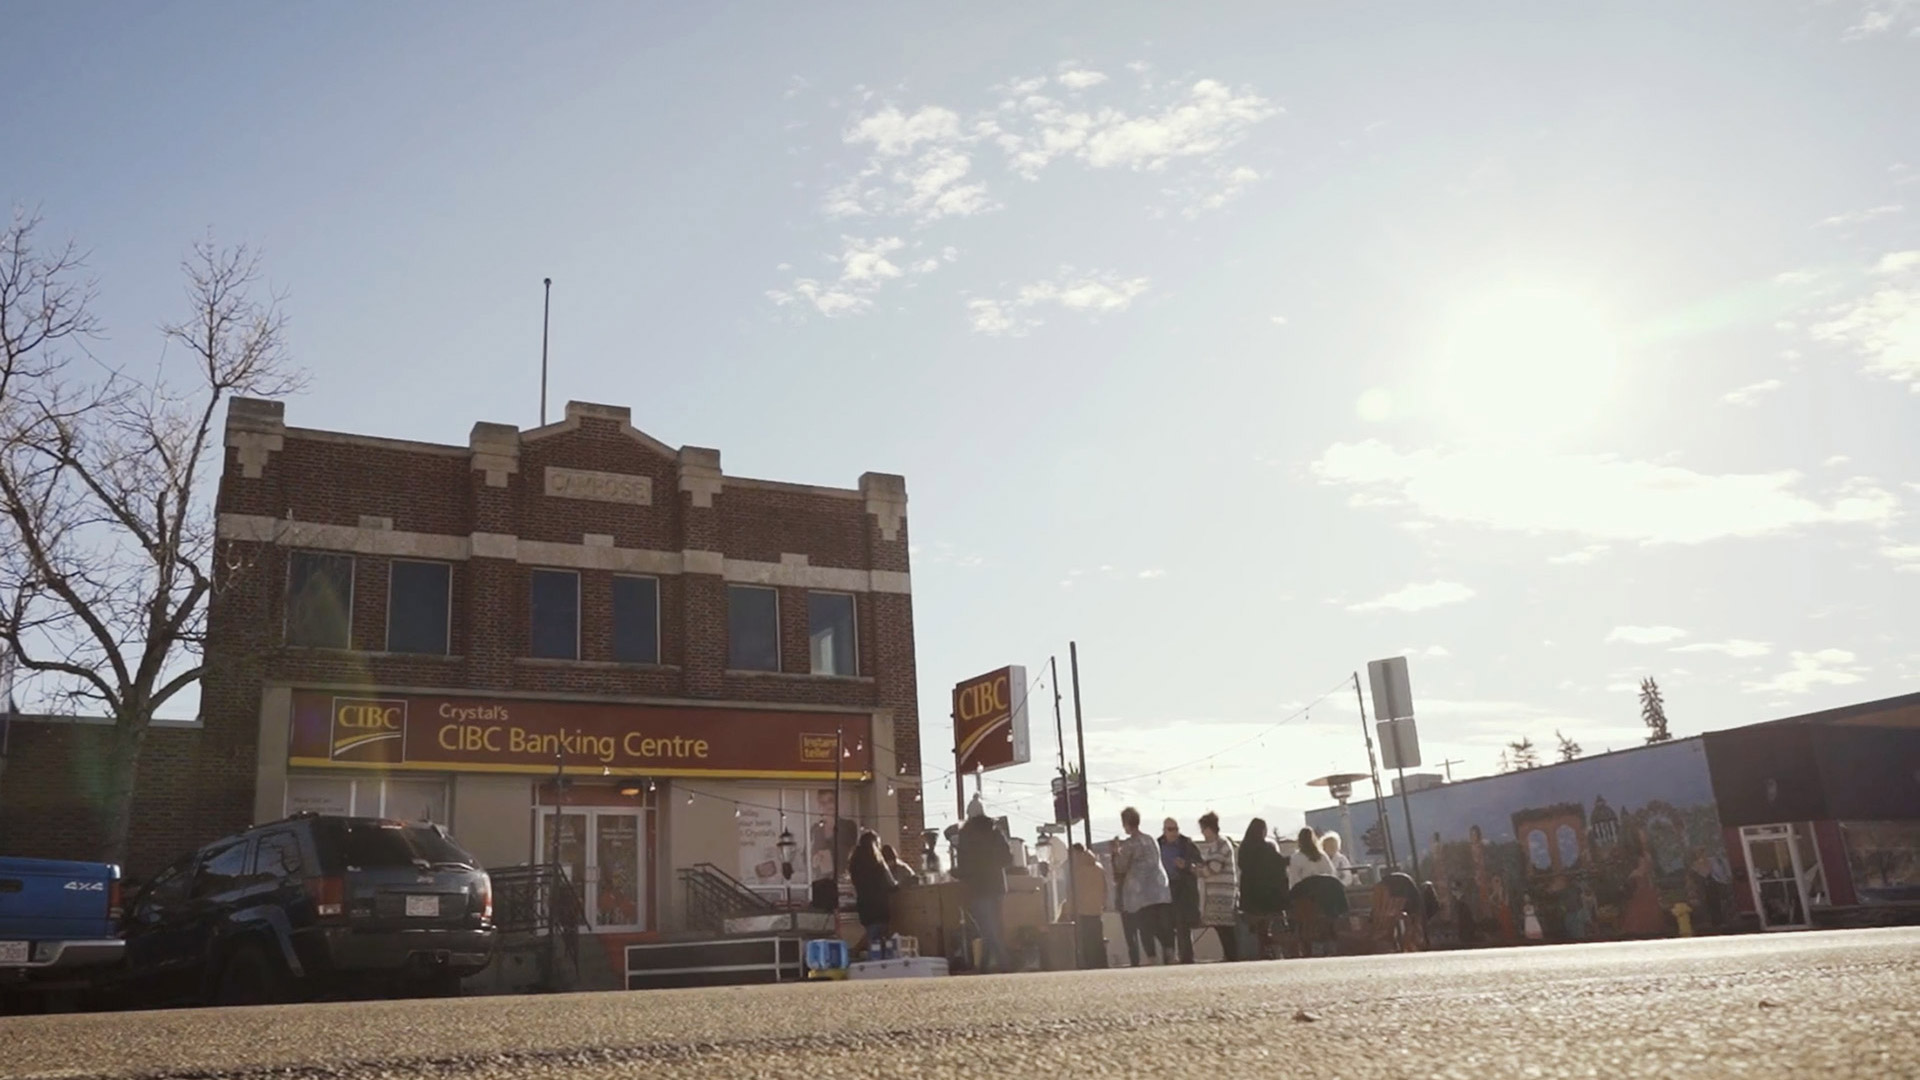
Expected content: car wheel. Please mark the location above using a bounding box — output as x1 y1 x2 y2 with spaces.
214 941 289 1007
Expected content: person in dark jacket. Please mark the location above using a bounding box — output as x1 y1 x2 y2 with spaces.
1237 818 1289 960
849 830 897 959
1159 817 1203 964
953 809 1013 973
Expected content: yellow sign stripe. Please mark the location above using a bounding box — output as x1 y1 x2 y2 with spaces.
287 757 861 781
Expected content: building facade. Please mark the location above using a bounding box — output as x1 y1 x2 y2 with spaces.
178 397 920 937
1306 692 1920 941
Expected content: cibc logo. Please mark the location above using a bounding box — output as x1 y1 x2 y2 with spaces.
330 697 407 762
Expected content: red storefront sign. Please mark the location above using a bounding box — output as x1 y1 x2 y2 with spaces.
288 690 872 779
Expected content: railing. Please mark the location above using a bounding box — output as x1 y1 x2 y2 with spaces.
490 863 584 973
677 862 778 933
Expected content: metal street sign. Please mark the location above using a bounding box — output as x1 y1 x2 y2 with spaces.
1377 717 1422 771
1367 656 1414 721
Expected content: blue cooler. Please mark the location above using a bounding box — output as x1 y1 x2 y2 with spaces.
805 937 849 978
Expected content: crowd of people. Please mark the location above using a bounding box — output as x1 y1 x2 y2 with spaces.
843 800 1447 972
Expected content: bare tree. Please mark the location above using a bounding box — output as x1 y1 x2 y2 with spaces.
1556 729 1582 763
0 212 302 865
1640 677 1671 744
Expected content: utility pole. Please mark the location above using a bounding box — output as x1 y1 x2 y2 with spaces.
1050 656 1080 969
1069 642 1092 850
1438 758 1463 783
1351 672 1397 872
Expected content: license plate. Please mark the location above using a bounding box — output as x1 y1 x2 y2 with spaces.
405 895 440 918
0 941 28 965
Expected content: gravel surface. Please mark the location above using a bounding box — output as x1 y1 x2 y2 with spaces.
5 928 1916 1080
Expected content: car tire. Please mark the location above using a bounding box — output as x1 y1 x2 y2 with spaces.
214 941 289 1007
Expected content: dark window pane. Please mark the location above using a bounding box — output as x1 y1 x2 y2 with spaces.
727 586 779 671
252 832 304 879
612 576 659 664
808 593 857 676
387 561 451 655
530 569 579 660
194 842 251 897
337 822 475 870
286 552 353 648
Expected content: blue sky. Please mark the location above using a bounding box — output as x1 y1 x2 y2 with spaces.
7 1 1918 838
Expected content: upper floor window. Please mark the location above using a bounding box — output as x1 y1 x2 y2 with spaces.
612 575 660 665
808 592 857 676
387 560 451 655
727 585 779 671
286 551 353 649
529 569 580 660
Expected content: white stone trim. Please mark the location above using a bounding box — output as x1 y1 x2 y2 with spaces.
216 514 911 594
681 550 724 576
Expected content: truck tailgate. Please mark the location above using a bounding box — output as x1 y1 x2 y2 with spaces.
0 857 119 942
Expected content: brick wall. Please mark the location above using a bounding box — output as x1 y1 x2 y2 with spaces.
4 400 923 876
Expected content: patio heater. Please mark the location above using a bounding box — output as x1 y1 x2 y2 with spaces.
1309 772 1373 875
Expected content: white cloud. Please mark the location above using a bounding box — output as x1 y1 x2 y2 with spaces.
768 236 907 317
1841 0 1920 39
1082 80 1277 170
1606 626 1689 645
1723 379 1784 406
1810 251 1920 392
1347 581 1475 613
1057 69 1108 90
1312 440 1899 544
1181 164 1262 218
995 77 1276 186
1548 544 1610 565
966 298 1028 337
1743 649 1868 694
1018 272 1149 312
1884 542 1920 572
1270 315 1289 326
968 269 1150 335
829 105 1000 225
1672 639 1773 658
1137 569 1166 580
1819 204 1905 227
1824 455 1853 467
846 105 965 157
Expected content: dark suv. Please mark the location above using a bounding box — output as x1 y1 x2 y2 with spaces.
114 814 494 1007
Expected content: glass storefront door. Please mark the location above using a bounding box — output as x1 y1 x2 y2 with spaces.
1742 824 1816 930
537 808 646 932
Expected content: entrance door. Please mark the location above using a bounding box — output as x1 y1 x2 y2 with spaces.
1742 824 1811 930
537 808 647 932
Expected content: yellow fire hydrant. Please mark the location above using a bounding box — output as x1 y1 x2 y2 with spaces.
1672 902 1693 937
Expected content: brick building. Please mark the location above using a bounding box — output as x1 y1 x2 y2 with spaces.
2 397 924 939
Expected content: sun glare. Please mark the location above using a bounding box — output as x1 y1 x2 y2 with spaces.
1432 287 1622 444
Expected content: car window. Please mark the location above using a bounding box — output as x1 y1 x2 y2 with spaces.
253 831 305 880
192 841 252 897
340 822 476 869
138 856 196 911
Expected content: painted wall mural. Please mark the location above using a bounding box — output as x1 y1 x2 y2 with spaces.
1306 738 1734 943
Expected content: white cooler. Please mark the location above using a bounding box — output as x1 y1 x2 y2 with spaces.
847 956 949 980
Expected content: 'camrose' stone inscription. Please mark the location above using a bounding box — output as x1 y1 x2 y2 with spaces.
544 466 652 505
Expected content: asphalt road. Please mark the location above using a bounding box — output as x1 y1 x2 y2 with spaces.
5 928 1916 1080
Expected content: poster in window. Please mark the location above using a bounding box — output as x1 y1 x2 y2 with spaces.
736 789 785 888
285 777 353 816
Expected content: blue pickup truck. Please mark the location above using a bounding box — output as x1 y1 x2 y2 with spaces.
0 855 125 1009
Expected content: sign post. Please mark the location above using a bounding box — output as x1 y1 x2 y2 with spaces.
1367 656 1423 881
